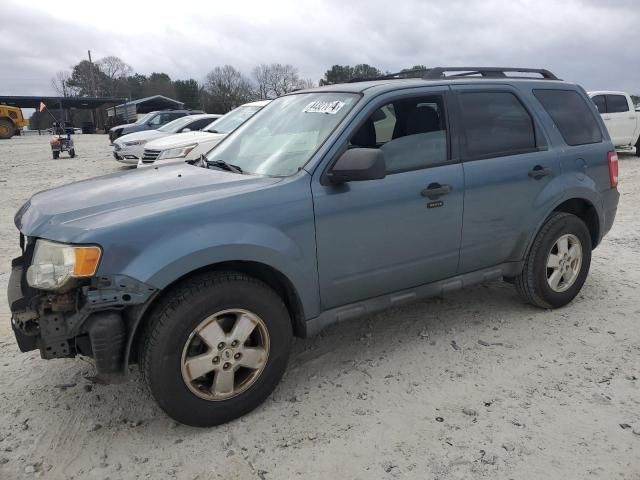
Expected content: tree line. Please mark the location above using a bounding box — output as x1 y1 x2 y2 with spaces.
51 56 431 114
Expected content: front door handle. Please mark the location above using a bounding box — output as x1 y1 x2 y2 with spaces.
528 165 551 179
421 183 451 200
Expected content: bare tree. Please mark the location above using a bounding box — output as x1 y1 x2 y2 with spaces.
252 64 271 100
204 65 255 112
252 63 308 99
96 56 133 96
297 78 317 90
50 70 79 97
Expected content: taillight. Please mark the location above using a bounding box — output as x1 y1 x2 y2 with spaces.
608 151 619 188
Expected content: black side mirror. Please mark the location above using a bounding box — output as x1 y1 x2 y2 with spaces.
327 148 386 184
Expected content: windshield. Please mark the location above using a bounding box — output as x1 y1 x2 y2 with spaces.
206 93 359 176
134 112 154 125
158 116 195 133
204 105 263 134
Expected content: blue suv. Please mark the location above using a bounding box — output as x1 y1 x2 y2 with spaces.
8 67 619 426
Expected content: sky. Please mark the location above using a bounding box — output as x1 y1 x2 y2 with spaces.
1 0 639 97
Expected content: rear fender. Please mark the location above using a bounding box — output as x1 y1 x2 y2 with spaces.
520 179 601 260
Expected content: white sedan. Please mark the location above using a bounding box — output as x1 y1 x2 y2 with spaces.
137 100 270 168
113 114 221 164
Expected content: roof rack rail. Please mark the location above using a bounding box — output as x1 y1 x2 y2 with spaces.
424 67 560 80
347 66 560 83
348 68 429 83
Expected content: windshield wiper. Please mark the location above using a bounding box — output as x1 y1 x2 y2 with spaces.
205 157 243 174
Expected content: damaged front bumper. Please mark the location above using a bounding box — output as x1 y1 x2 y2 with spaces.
8 238 157 382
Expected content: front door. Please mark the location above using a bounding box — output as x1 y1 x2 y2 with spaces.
312 89 464 309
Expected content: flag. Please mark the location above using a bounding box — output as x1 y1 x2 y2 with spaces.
38 102 46 113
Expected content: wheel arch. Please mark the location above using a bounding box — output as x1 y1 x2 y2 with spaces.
551 198 600 248
523 196 600 264
125 260 307 372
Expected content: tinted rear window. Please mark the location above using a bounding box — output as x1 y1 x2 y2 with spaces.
534 89 602 146
458 91 536 158
606 94 629 113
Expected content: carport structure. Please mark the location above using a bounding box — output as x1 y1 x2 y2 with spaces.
0 95 126 131
107 95 185 123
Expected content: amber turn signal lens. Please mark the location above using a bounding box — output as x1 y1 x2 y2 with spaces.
73 246 102 276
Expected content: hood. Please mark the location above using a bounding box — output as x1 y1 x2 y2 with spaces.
15 165 279 241
114 130 165 145
109 123 132 132
145 131 226 150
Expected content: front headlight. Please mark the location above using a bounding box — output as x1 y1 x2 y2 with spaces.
26 240 102 290
157 143 198 160
123 139 147 146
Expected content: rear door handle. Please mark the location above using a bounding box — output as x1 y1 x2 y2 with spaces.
421 183 451 199
528 165 551 179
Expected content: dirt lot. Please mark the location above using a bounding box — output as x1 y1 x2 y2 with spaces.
0 134 638 480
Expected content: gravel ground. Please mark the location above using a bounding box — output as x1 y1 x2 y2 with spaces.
0 134 639 480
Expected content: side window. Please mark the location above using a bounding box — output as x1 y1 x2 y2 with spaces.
534 89 602 146
592 95 607 113
349 95 448 174
185 118 212 131
160 113 178 124
458 91 536 158
606 95 629 113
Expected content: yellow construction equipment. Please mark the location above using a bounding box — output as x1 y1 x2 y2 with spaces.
0 105 28 139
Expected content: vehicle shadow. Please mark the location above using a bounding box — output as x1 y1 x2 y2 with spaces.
5 279 544 423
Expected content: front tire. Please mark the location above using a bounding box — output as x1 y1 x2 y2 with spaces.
515 212 592 309
0 118 13 139
139 271 292 427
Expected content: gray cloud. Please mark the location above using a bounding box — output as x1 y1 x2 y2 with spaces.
1 0 638 96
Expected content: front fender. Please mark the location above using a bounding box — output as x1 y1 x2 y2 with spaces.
93 171 319 319
140 222 303 286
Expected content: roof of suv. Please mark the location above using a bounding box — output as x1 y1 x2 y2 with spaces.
295 67 571 96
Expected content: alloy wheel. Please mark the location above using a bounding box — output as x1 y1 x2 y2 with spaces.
546 233 583 293
180 309 270 401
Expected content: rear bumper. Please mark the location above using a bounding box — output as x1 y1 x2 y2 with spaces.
599 187 619 242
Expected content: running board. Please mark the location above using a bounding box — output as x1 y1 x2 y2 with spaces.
304 262 523 337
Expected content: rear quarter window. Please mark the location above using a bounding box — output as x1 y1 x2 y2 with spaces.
534 89 602 146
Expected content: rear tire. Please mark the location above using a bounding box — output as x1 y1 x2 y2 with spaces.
635 138 640 157
52 151 59 159
515 212 592 309
139 271 292 427
69 148 75 158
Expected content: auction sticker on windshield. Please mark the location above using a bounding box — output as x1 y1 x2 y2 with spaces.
303 100 346 114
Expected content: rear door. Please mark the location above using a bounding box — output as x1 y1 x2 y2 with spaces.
605 94 635 145
452 85 559 273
